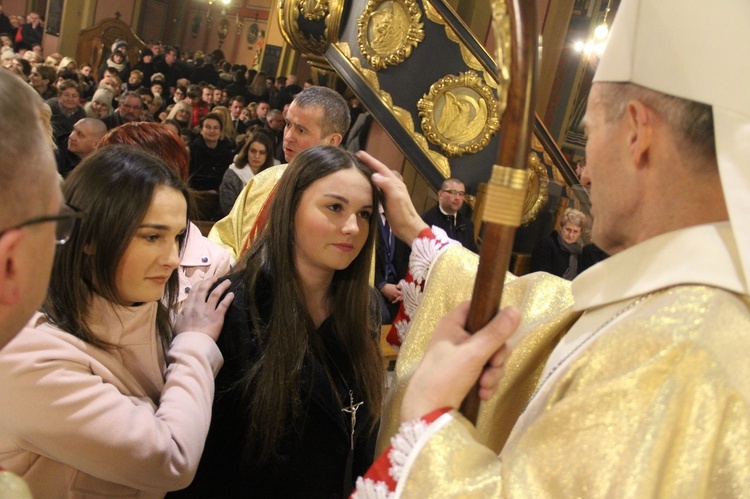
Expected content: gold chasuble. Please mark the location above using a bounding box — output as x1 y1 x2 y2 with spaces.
366 223 750 497
377 244 579 455
208 164 289 261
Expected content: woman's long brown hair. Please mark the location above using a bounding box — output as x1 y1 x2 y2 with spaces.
235 145 384 462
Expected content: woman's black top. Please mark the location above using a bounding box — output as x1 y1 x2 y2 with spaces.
170 274 377 498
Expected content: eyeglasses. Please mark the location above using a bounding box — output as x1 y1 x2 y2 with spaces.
443 189 466 197
0 203 84 245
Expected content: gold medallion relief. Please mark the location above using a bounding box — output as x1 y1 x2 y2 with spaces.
357 0 424 70
417 71 500 157
301 0 329 21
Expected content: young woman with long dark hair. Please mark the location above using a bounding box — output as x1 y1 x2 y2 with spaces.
176 146 384 498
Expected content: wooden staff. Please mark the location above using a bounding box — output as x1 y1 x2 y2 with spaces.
459 0 537 424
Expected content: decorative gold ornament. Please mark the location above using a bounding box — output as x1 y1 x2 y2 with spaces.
279 0 345 56
523 149 550 225
333 41 451 178
302 0 329 21
357 0 424 71
417 71 500 157
218 18 229 47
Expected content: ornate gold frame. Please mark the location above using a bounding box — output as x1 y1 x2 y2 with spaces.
357 0 425 71
301 0 329 21
278 0 345 56
333 41 452 179
417 71 500 157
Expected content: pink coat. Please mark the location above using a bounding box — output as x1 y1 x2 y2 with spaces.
0 296 223 498
178 222 232 308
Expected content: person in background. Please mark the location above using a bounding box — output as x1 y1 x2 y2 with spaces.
133 47 154 85
125 69 144 92
189 112 234 193
84 88 114 119
28 63 56 100
530 207 589 280
165 100 192 130
202 84 216 109
228 96 248 136
421 177 478 253
219 131 274 215
187 84 209 128
14 12 42 52
47 80 86 148
56 117 107 177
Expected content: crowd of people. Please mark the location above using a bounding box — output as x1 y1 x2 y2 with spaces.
2 0 750 497
1 13 316 221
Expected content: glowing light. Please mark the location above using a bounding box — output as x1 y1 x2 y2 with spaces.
574 40 585 52
594 23 609 40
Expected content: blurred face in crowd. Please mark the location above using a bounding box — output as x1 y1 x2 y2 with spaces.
201 118 222 147
28 68 49 90
129 72 142 86
165 50 177 65
256 102 270 119
80 65 92 77
91 99 110 118
58 87 81 112
437 180 466 215
239 108 251 122
27 13 40 26
202 87 214 105
267 112 285 131
68 120 103 157
173 87 184 101
230 100 243 119
247 140 268 170
151 83 163 96
175 107 190 124
561 222 583 245
213 88 223 104
119 95 143 122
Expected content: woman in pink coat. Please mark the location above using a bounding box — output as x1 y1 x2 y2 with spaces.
0 146 234 498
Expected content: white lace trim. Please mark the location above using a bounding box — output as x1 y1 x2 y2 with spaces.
393 318 409 344
351 477 395 499
408 226 455 283
387 419 430 481
400 280 422 319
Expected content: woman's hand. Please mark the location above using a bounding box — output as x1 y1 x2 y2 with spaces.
356 151 428 246
400 301 519 422
173 278 234 342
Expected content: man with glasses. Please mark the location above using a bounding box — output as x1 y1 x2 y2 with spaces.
421 177 478 252
0 70 81 353
102 91 143 130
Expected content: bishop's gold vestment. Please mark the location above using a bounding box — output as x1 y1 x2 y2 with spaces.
208 164 289 261
370 222 750 497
